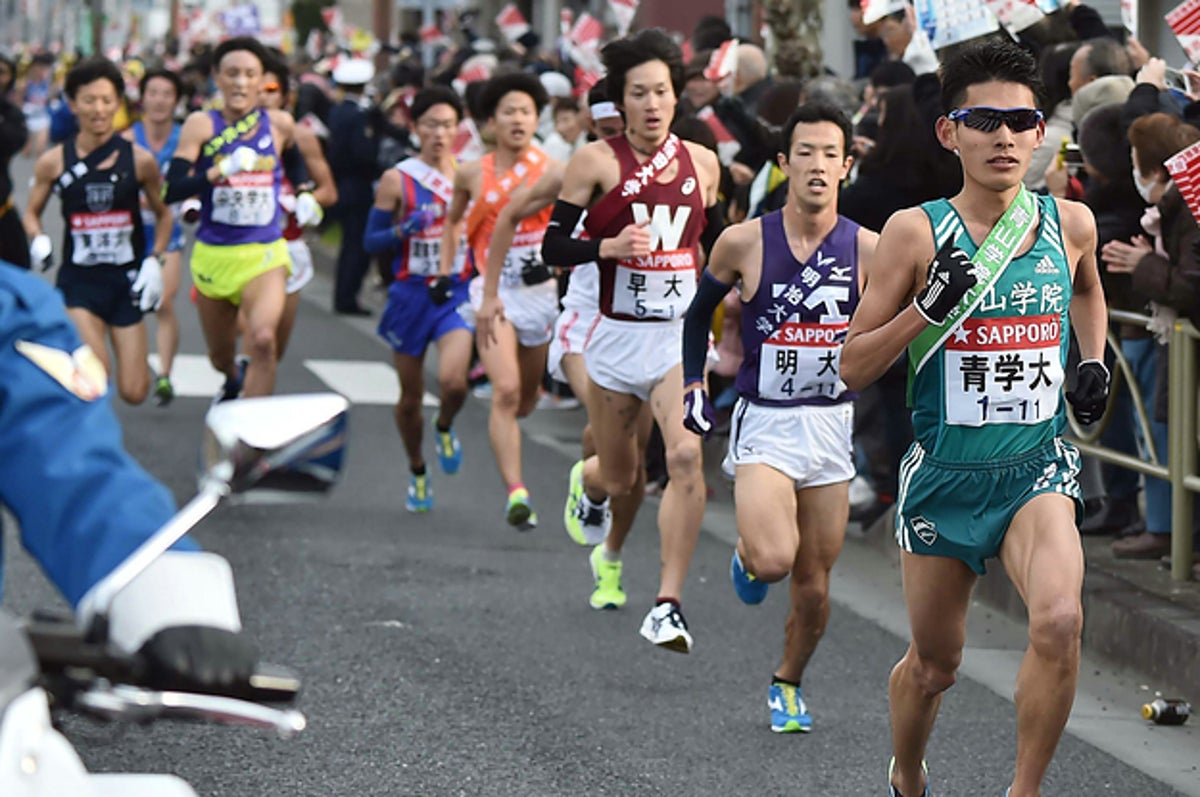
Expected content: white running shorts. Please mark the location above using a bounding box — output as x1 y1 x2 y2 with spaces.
285 239 314 295
723 398 855 490
584 316 683 401
469 275 559 348
547 308 600 382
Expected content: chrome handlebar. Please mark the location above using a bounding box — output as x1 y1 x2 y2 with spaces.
73 683 306 738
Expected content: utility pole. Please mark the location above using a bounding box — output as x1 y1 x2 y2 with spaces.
91 0 103 56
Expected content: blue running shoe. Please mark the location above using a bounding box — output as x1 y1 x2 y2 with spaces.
434 422 462 475
887 757 930 797
406 473 432 513
731 550 768 605
768 681 812 733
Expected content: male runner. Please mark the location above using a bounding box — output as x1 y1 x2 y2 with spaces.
367 87 472 513
542 28 724 652
163 37 300 400
838 38 1109 797
438 73 560 530
682 102 876 731
259 57 337 360
124 68 184 406
23 56 171 405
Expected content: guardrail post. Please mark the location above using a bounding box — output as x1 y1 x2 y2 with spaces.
1169 320 1196 581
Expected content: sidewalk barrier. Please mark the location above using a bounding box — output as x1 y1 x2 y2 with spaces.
1067 310 1198 581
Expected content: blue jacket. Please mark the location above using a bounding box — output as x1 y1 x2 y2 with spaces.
0 263 194 606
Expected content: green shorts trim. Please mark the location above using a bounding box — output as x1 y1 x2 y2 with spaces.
894 438 1084 574
190 239 291 305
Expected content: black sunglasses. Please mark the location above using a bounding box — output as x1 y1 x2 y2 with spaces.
947 106 1044 133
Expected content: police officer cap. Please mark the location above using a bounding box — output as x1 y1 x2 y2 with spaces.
333 58 375 86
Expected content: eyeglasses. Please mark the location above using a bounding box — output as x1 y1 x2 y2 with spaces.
947 106 1044 133
261 82 282 93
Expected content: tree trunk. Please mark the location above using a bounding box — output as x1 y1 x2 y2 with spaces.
763 0 823 80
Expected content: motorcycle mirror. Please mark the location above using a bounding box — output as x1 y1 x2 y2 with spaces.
202 393 350 502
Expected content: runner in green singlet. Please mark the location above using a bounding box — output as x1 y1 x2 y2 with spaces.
840 39 1110 797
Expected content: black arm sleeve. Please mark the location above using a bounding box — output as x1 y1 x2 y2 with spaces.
682 270 735 386
163 157 210 203
699 202 726 258
541 200 603 267
282 142 310 190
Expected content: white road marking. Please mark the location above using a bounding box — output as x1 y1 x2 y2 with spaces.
147 354 226 395
303 359 438 407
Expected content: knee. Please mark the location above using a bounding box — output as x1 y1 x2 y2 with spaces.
742 542 798 584
664 437 703 481
909 649 960 696
397 395 422 418
119 374 150 405
790 571 831 608
599 467 638 498
439 375 468 405
246 325 278 361
490 380 521 414
1028 600 1083 660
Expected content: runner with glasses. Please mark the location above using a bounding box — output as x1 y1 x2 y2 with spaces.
839 38 1108 797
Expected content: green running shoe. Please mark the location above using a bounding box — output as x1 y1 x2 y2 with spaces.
588 545 626 610
153 375 174 407
506 488 538 531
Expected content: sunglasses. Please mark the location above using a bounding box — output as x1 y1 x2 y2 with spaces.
261 82 282 93
947 106 1044 133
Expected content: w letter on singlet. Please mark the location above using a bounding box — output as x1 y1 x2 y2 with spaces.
631 203 692 251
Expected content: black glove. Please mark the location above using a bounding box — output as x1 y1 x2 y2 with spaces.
426 275 453 306
521 260 553 286
137 625 259 694
1065 359 1110 425
914 239 976 325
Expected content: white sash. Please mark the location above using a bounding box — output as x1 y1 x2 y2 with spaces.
396 157 454 205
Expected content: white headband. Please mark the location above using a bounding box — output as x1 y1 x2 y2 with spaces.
589 101 620 120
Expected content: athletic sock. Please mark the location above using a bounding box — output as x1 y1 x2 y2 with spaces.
582 493 608 512
771 675 799 688
436 421 451 433
508 483 526 496
655 597 680 608
601 547 620 563
412 464 426 476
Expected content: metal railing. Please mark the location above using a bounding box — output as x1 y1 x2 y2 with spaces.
1067 310 1199 581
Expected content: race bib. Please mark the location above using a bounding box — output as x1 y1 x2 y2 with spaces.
944 314 1063 426
612 249 696 320
758 321 847 401
211 172 276 227
499 229 548 289
405 205 445 277
69 210 135 266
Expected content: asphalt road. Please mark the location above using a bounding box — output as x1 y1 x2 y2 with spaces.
3 154 1199 796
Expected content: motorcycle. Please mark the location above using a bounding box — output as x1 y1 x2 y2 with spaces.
0 393 349 796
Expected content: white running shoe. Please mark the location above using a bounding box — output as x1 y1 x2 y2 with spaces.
638 602 692 654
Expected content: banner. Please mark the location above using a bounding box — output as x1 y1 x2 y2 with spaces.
985 0 1047 33
496 3 530 44
221 4 261 37
608 0 639 36
914 0 1000 50
1167 0 1200 63
1165 139 1200 223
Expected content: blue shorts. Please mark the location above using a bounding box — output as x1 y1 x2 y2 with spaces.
377 278 473 357
894 438 1084 575
56 263 142 327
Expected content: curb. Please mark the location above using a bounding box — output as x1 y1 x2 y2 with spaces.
855 508 1200 703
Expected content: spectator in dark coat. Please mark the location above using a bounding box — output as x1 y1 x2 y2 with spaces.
0 54 28 268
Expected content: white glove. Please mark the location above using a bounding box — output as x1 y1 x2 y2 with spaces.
294 192 323 227
218 145 259 178
131 255 164 312
29 233 52 268
179 197 202 228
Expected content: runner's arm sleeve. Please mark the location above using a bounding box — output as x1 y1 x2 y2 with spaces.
699 202 726 258
282 142 310 189
363 207 399 254
682 270 734 386
163 157 209 203
540 200 602 267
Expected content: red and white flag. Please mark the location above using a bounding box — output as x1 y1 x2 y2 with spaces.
1167 0 1200 62
704 39 738 83
1166 139 1200 223
419 23 448 47
570 13 604 51
320 6 344 39
608 0 639 36
496 3 530 44
574 65 602 98
1122 0 1138 36
697 106 742 166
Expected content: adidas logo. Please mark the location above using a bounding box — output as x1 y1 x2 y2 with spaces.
1034 256 1059 275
